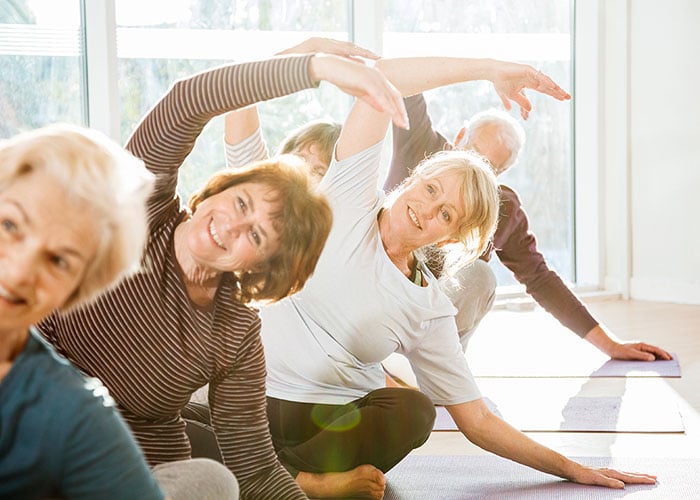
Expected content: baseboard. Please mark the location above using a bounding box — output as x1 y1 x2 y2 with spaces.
630 276 700 305
493 286 621 311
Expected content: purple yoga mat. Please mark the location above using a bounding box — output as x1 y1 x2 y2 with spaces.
385 455 697 499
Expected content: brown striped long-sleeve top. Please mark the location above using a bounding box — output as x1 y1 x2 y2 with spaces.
38 55 318 500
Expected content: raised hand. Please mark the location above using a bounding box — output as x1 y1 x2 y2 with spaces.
309 54 408 129
489 61 571 119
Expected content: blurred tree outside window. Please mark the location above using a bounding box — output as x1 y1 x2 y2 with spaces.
115 0 351 202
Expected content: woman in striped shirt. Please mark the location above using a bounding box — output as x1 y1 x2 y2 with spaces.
37 52 407 499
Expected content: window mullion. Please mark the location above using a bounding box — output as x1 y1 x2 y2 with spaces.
350 0 384 54
83 0 119 141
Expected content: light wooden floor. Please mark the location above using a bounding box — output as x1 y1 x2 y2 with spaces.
411 299 700 461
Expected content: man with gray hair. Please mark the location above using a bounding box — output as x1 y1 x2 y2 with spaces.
385 93 670 362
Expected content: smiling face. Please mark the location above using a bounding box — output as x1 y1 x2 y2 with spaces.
185 181 282 273
382 172 466 250
0 172 98 335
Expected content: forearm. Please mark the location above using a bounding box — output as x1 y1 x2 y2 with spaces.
224 125 268 168
376 57 498 97
583 324 615 354
126 55 317 175
224 107 261 146
478 416 576 478
450 401 581 481
523 271 598 337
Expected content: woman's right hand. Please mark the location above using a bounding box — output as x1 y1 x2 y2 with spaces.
309 54 409 130
567 464 657 489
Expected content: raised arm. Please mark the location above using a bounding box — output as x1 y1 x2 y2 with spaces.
376 57 570 119
223 37 392 167
337 57 570 161
224 107 261 149
127 53 407 176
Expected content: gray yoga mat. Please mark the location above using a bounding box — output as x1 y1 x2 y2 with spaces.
433 394 684 433
384 455 698 499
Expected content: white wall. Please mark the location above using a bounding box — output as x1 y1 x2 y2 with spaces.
601 0 700 304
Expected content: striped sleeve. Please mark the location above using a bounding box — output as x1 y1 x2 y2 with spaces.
123 54 318 225
224 127 269 168
210 319 307 499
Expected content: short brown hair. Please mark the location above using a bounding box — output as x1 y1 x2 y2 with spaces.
277 119 341 167
188 155 332 304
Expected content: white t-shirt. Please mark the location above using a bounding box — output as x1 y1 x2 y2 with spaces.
262 141 481 406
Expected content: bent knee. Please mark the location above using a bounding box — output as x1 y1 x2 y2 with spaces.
451 259 496 294
393 389 436 435
154 458 239 500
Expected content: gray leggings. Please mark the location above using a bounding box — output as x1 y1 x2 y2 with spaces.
439 259 497 351
152 458 238 500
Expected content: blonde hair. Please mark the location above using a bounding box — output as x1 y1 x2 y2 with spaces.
188 154 332 304
396 149 500 267
0 124 154 310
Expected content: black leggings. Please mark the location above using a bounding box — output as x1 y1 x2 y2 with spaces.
183 387 435 477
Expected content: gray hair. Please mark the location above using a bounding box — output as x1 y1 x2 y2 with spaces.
0 123 154 310
464 108 526 173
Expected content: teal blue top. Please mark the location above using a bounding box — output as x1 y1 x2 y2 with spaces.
0 328 164 500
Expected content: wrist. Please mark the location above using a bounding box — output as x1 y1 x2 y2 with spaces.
308 54 325 83
584 324 617 356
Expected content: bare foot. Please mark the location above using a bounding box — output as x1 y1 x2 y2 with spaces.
296 464 386 499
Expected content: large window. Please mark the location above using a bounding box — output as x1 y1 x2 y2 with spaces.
1 0 576 287
116 0 351 200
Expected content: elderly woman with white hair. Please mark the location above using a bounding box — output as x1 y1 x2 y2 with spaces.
0 124 236 499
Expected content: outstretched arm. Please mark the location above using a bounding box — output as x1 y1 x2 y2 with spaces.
337 57 570 161
376 57 570 119
495 190 673 361
447 399 657 488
